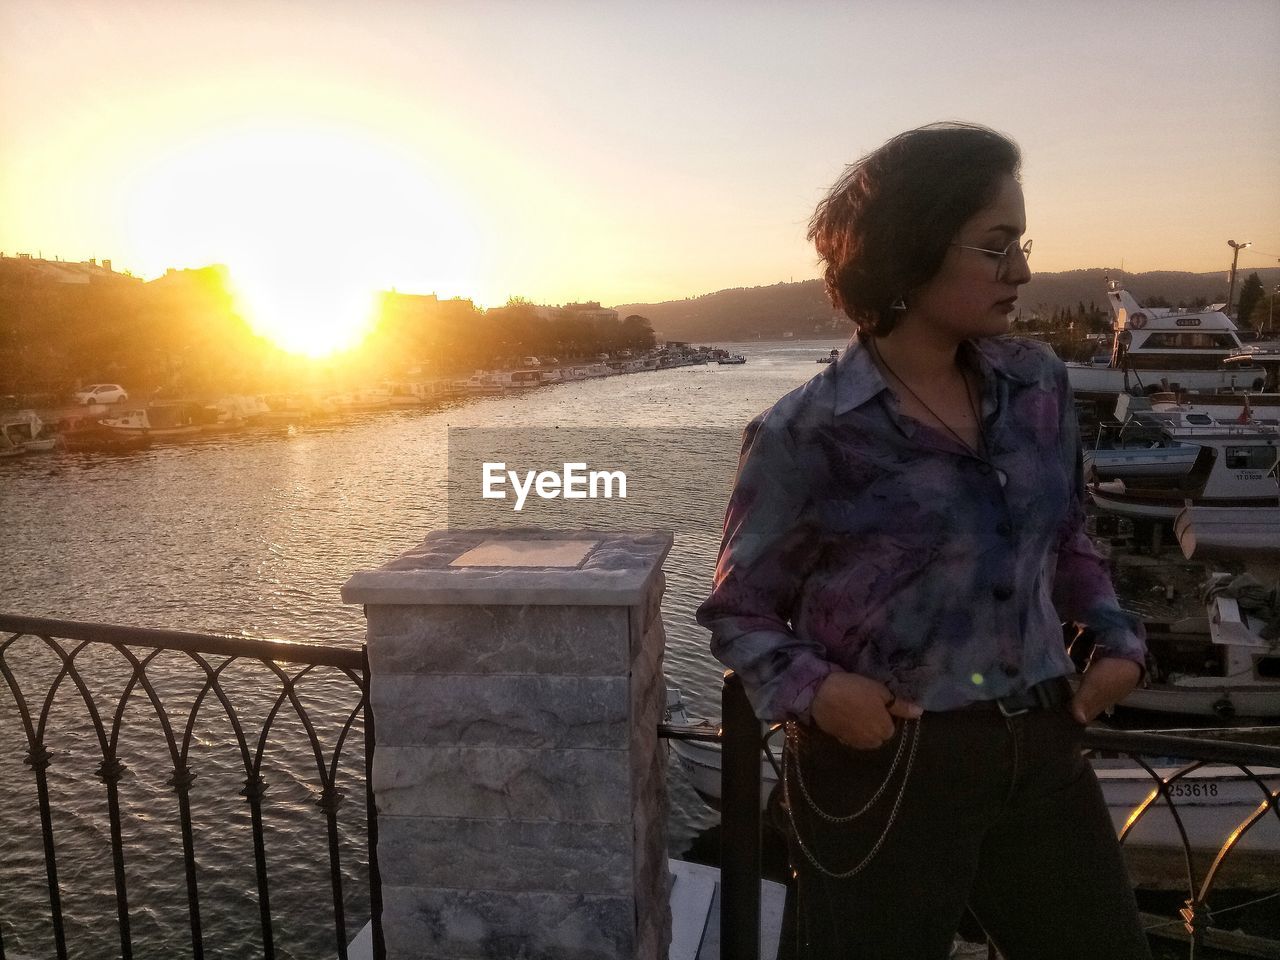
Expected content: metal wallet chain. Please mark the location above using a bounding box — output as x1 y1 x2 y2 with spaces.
782 717 922 880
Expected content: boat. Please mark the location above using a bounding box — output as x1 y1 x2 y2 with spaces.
1138 349 1280 423
816 349 840 364
1 410 56 454
1083 420 1200 481
664 688 1280 852
327 389 393 413
100 402 204 439
1088 428 1280 520
490 369 546 390
52 412 152 452
1066 282 1264 402
716 354 747 365
1175 504 1280 568
451 372 507 395
1117 617 1280 719
213 394 274 424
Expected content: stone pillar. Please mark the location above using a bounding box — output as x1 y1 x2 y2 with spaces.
342 529 673 960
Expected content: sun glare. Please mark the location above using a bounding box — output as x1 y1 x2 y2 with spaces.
126 123 479 357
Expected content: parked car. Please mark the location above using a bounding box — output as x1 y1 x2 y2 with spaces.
74 384 128 405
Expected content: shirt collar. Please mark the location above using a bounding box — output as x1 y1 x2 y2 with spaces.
833 334 1037 416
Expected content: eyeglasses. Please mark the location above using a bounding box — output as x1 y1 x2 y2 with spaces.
951 238 1033 281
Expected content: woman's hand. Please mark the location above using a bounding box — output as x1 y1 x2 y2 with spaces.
1071 657 1142 723
811 671 924 749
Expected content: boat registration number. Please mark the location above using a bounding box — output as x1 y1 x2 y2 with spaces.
1167 782 1219 798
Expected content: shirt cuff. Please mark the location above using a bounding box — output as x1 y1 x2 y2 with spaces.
1082 605 1148 679
771 654 841 724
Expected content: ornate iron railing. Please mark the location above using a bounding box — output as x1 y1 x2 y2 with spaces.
693 672 1280 960
0 613 381 960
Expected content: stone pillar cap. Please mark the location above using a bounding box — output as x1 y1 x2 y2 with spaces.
341 528 674 607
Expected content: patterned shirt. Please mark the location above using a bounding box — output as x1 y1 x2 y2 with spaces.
696 334 1146 722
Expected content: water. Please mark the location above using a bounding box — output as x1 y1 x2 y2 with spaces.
0 338 847 958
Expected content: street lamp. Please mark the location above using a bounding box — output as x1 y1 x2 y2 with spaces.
1226 239 1251 318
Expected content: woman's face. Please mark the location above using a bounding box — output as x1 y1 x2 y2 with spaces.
906 173 1030 341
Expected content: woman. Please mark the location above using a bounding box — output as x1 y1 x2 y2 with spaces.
696 123 1151 959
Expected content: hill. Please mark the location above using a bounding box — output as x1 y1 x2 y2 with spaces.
614 267 1280 343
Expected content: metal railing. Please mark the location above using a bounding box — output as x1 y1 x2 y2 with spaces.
708 671 1280 960
0 613 382 960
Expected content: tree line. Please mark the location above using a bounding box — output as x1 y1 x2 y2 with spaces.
0 261 655 401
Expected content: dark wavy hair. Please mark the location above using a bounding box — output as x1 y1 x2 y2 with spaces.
808 122 1021 336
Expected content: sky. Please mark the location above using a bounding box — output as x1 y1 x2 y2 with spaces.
1 0 1278 350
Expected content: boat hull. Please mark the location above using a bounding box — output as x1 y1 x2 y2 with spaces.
1067 364 1260 397
1089 483 1280 520
1120 684 1280 719
1084 448 1199 480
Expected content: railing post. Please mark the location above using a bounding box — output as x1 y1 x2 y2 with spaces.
343 529 674 960
362 644 386 960
721 670 761 960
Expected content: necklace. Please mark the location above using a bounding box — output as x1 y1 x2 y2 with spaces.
870 339 986 458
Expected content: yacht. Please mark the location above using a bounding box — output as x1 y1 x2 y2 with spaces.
1066 282 1264 401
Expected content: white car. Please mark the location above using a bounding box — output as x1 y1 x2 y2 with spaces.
74 384 128 405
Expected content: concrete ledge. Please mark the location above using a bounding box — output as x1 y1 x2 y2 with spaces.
342 529 674 607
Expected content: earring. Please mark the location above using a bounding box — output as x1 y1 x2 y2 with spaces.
890 298 907 311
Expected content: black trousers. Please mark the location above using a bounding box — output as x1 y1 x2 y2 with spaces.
781 704 1152 960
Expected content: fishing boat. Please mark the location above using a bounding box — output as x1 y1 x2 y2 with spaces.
1084 418 1200 481
1117 616 1280 720
716 354 747 365
816 349 839 364
1066 282 1264 402
1088 427 1280 520
100 402 204 439
1 410 55 453
1175 504 1280 567
664 688 1280 852
53 412 152 452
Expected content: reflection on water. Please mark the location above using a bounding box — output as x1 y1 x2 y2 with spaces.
0 338 848 958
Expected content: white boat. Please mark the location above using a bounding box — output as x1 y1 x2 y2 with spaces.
1138 349 1280 423
716 354 747 365
327 389 393 412
1118 615 1280 719
563 363 618 379
1066 282 1264 399
1088 428 1280 520
1175 504 1280 567
1083 420 1200 481
490 369 546 390
1120 393 1280 435
100 402 204 438
451 372 507 395
213 394 273 424
1 410 55 453
665 689 1280 852
1092 747 1280 854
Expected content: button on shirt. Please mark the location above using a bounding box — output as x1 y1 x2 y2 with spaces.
696 335 1146 722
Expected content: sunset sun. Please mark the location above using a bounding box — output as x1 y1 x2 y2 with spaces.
126 123 478 357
